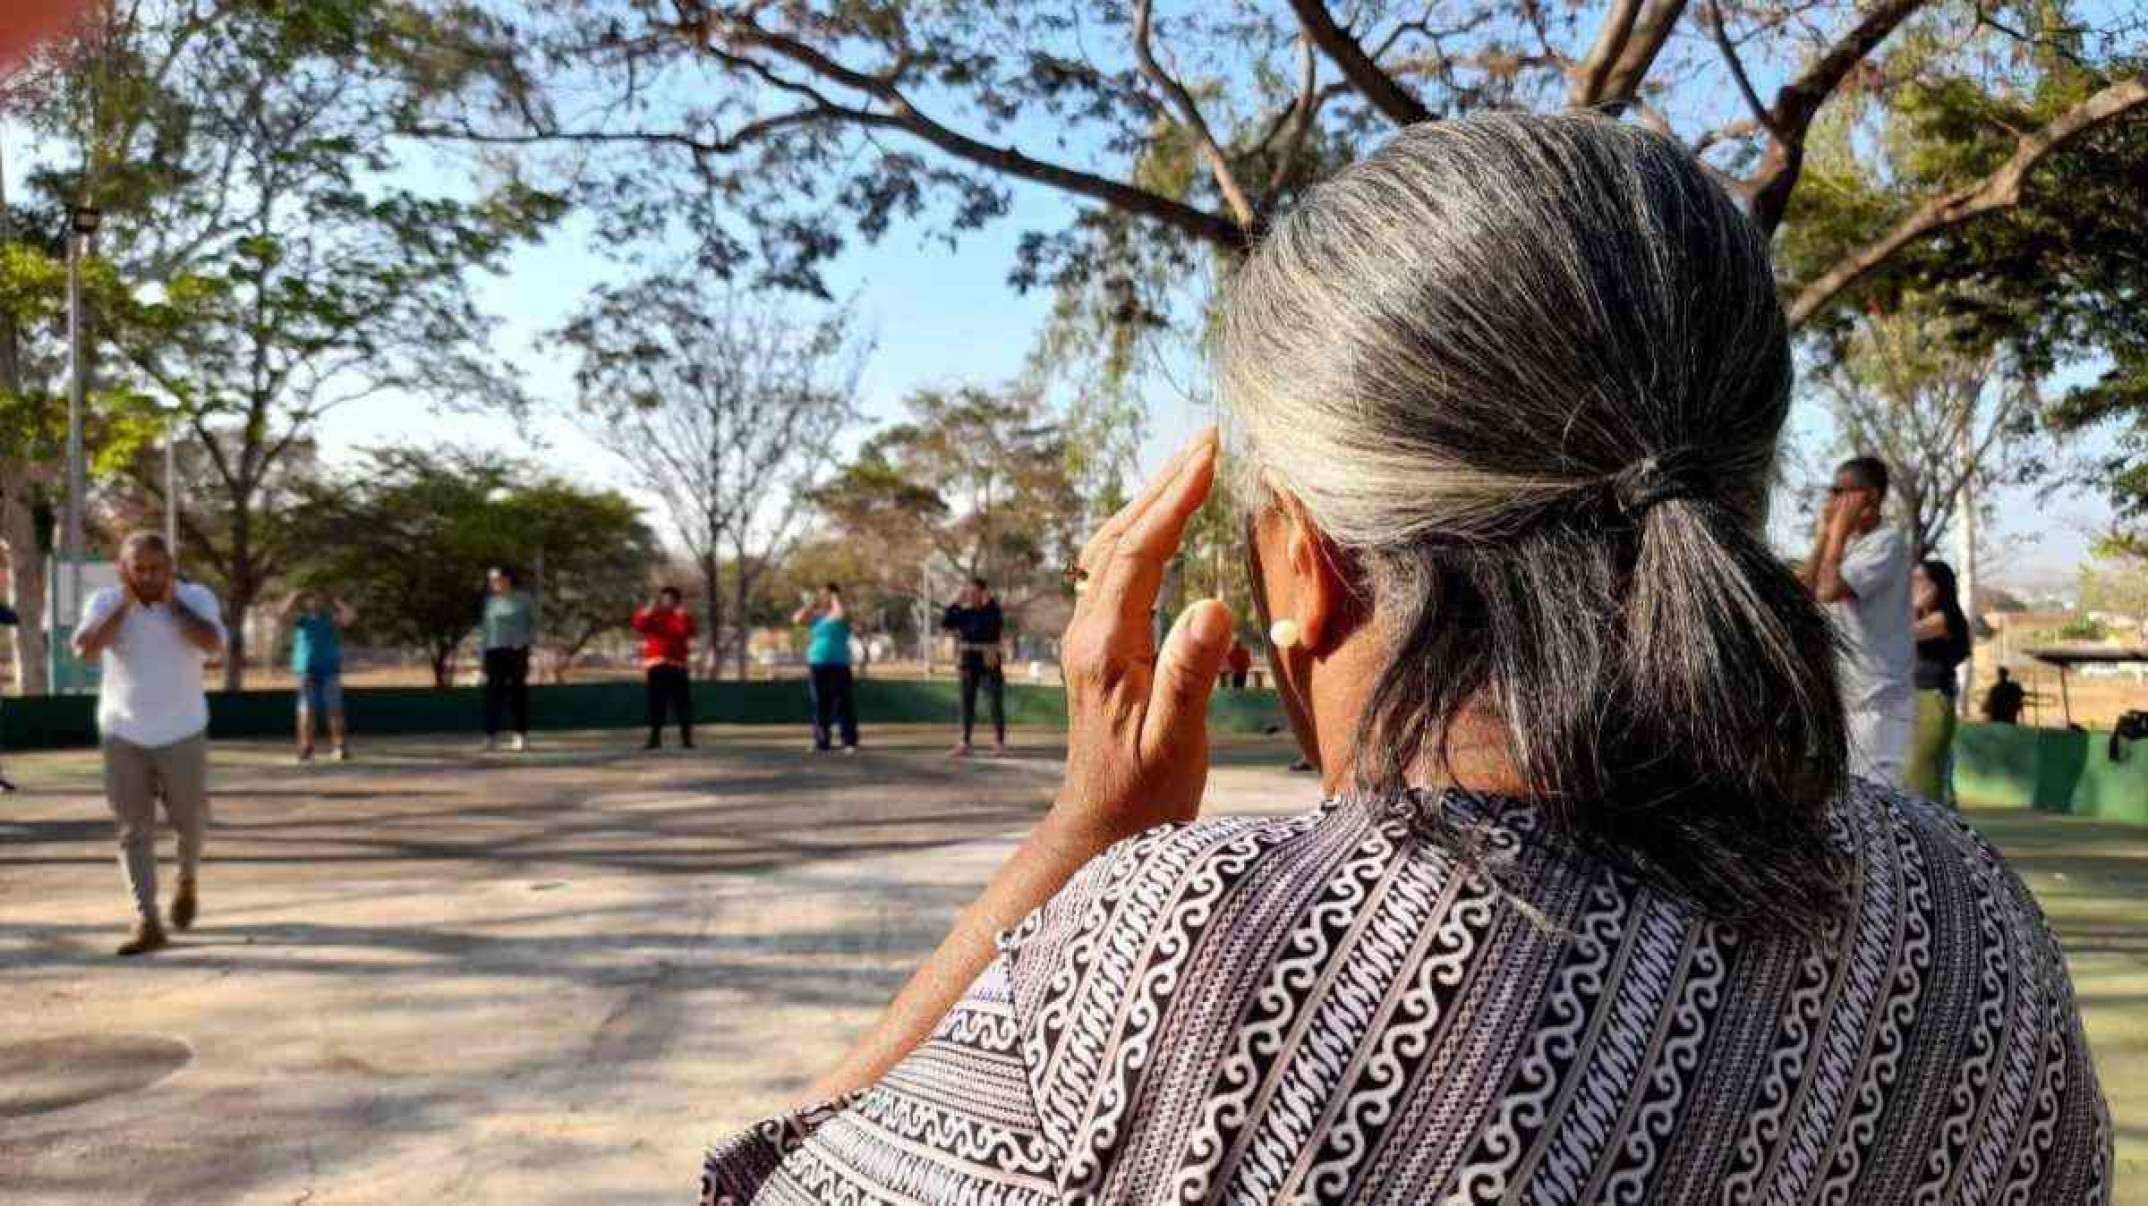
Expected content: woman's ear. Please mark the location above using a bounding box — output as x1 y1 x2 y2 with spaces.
1274 493 1360 656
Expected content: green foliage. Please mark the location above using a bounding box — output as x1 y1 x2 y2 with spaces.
3 0 563 684
1775 23 2145 546
284 448 654 685
2057 615 2110 642
815 386 1085 618
399 0 2140 383
493 481 662 679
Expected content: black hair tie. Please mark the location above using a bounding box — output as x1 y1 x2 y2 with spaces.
1609 447 1710 518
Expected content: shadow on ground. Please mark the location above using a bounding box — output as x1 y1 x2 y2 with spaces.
1 730 2143 1201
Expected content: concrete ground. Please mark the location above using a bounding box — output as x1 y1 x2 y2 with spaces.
0 727 2143 1204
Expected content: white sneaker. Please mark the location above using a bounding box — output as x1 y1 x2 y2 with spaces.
511 733 529 753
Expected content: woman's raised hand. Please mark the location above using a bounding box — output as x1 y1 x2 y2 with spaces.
1049 429 1234 853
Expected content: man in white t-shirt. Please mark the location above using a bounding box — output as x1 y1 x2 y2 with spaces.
1799 456 1915 786
72 532 226 956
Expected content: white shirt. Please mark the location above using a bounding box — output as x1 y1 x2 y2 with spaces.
1828 525 1915 715
83 582 226 748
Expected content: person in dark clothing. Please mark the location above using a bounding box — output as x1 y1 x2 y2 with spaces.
0 601 15 792
942 578 1006 756
1906 559 1972 802
632 587 696 750
1984 666 2027 725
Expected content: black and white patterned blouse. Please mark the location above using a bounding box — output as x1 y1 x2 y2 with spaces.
702 783 2109 1204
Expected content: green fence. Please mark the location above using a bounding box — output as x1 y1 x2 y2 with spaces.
1953 722 2148 824
0 678 1289 752
10 684 2141 824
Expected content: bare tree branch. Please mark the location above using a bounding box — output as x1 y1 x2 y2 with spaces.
1788 76 2148 327
1131 0 1258 228
1569 0 1642 107
1615 0 1688 102
1703 0 1782 141
713 21 1250 250
1742 0 1925 233
1572 0 1688 112
1266 35 1320 199
405 108 841 157
1285 0 1433 125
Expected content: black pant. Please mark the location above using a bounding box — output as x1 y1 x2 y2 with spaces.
645 663 694 745
483 647 531 736
808 664 858 750
959 656 1005 745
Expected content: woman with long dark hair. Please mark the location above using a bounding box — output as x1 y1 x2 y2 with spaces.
700 114 2107 1204
1908 558 1973 801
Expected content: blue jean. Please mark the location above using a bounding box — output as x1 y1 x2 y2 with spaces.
298 671 344 717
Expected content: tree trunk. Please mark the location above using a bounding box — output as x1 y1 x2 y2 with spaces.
222 595 249 692
699 549 723 680
733 550 752 683
432 644 455 689
0 492 50 695
222 502 255 691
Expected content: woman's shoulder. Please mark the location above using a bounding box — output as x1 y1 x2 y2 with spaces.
993 801 1397 1015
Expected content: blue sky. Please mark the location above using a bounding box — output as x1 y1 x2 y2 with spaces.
319 132 2106 595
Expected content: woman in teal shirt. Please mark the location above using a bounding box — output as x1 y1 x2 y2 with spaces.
792 583 858 753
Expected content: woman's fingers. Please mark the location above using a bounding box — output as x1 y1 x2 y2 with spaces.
1092 432 1216 629
1140 598 1233 765
1075 430 1214 590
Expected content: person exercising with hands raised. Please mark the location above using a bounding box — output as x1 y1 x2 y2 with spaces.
73 532 226 956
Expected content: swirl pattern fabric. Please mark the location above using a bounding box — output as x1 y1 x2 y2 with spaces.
701 783 2109 1204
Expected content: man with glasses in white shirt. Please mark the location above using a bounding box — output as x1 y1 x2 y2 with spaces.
72 532 226 956
1800 456 1916 785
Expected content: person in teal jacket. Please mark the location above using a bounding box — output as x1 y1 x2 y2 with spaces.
282 589 356 763
791 583 858 753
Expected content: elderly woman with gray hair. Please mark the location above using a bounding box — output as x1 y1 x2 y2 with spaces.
702 114 2107 1204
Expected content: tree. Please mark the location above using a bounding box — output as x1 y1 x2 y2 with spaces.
2079 544 2148 641
398 0 2144 344
814 386 1085 625
494 482 660 682
6 1 562 688
1777 48 2148 558
1809 298 2046 558
284 448 510 688
0 211 164 693
553 274 864 680
284 448 654 687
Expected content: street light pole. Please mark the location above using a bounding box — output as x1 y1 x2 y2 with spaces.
61 204 99 691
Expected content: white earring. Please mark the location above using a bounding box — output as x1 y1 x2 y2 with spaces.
1268 619 1301 649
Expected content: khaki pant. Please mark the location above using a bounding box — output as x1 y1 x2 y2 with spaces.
102 733 209 922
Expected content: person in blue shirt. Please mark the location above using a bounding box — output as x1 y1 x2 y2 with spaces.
791 582 858 753
282 589 355 762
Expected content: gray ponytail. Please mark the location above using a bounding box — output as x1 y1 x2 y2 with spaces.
1219 113 1847 929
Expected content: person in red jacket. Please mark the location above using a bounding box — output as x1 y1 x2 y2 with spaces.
632 587 696 750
